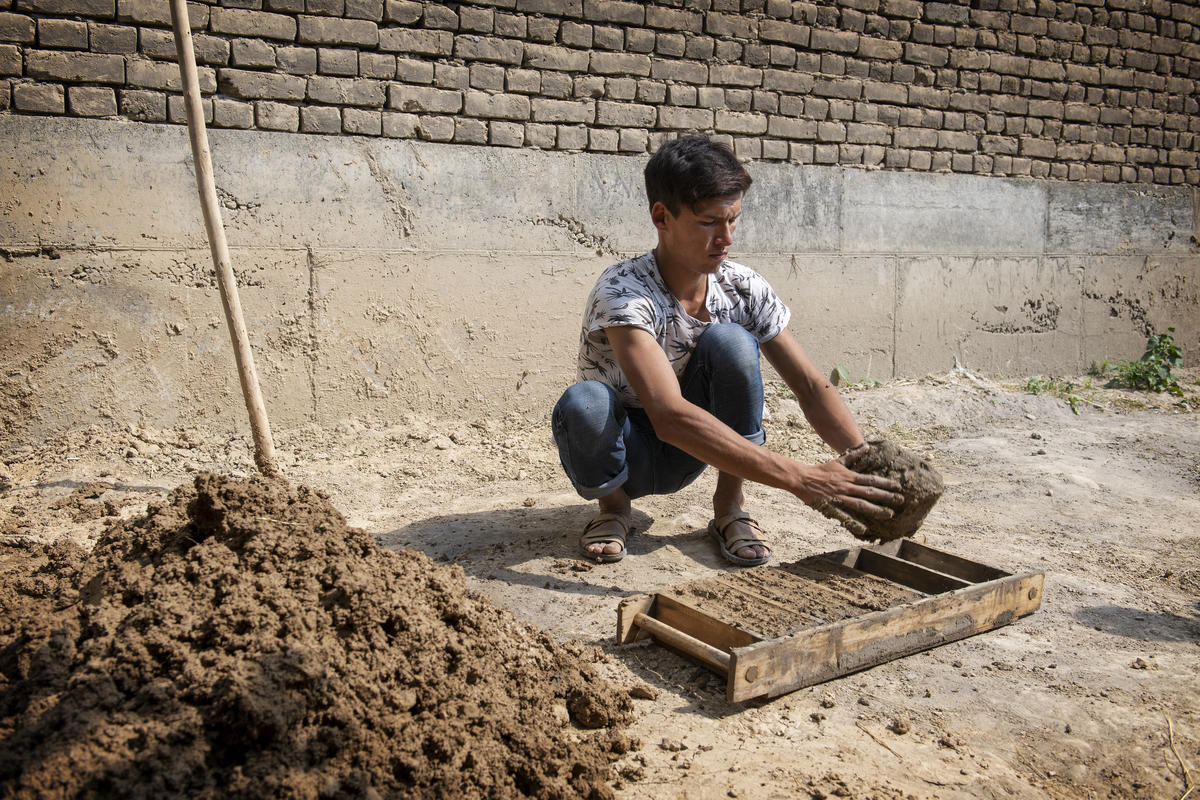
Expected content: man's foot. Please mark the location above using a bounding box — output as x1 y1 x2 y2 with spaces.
708 511 772 567
579 512 631 563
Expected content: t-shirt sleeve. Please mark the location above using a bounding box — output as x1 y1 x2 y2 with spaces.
583 274 658 337
736 270 792 343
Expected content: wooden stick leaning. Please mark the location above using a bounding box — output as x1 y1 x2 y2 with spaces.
169 0 280 477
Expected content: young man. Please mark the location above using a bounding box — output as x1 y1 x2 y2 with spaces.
552 136 903 565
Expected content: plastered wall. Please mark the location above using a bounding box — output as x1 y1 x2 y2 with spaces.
2 115 1196 444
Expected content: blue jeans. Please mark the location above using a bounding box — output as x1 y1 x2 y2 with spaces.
552 323 766 501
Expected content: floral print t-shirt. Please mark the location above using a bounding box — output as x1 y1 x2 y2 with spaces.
577 251 791 408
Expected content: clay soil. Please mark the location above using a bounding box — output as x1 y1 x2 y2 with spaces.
2 368 1198 799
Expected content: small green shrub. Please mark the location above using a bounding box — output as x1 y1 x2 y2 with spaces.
1099 327 1185 397
1024 375 1082 414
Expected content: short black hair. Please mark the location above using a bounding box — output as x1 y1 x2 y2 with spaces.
644 136 752 216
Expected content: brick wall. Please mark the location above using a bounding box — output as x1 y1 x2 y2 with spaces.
1 0 1198 185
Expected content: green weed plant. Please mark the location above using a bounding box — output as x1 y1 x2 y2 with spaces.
1092 327 1185 397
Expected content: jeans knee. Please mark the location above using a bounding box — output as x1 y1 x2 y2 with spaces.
697 323 760 375
554 381 620 439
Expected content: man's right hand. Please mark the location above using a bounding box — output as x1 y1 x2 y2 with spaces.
793 449 904 537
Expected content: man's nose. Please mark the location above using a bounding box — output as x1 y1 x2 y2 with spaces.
715 221 734 243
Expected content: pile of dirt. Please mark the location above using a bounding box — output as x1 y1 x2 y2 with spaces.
850 439 944 542
0 473 634 799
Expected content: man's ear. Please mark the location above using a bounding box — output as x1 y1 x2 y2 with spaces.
650 201 671 232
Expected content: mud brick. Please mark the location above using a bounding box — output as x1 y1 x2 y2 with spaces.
27 51 124 83
1057 142 1092 160
649 59 706 85
922 1 966 25
751 89 776 112
232 39 277 68
39 19 88 49
535 69 568 98
359 52 395 79
708 63 760 87
209 9 295 40
0 44 20 75
221 68 306 100
342 107 381 135
846 121 889 143
980 134 1017 154
894 126 936 147
0 12 36 43
989 53 1029 76
583 0 642 24
380 110 415 137
589 51 650 75
904 42 947 66
489 119 523 146
617 126 647 152
421 3 457 30
636 77 665 103
556 123 586 149
318 47 357 75
1029 60 1066 81
300 104 339 132
908 85 948 108
167 94 210 123
277 46 317 74
697 86 724 108
379 27 452 56
119 88 165 121
559 20 591 47
1063 102 1099 123
388 82 461 112
760 138 787 159
1009 14 1045 36
594 99 651 126
936 129 974 150
527 16 558 42
255 100 298 129
1019 136 1056 158
949 49 988 69
812 76 862 99
89 23 137 53
604 76 635 99
810 142 836 163
862 79 905 103
759 19 808 46
453 34 520 63
11 82 59 116
128 58 216 92
467 62 501 90
684 36 715 60
16 0 114 17
625 26 654 53
857 35 900 59
433 62 466 87
706 11 755 37
1099 106 1132 125
266 0 305 12
345 0 382 20
506 67 539 93
587 126 618 151
762 69 813 94
1028 99 1063 118
383 0 420 24
1092 144 1125 162
68 84 115 115
298 16 377 46
140 30 229 65
666 84 695 105
307 0 344 17
523 42 588 71
948 92 988 113
517 0 581 15
459 7 495 34
463 89 529 119
590 25 621 50
645 5 702 33
657 105 712 129
811 28 859 53
453 116 487 143
307 75 385 105
713 109 765 134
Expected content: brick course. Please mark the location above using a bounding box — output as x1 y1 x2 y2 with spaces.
0 0 1194 184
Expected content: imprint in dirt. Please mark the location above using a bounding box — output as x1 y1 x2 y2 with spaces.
0 473 636 800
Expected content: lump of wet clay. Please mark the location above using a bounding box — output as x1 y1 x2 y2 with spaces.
850 439 944 542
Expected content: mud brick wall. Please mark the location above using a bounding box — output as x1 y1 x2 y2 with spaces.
1 0 1198 184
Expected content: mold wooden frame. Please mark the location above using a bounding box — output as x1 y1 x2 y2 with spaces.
617 539 1045 703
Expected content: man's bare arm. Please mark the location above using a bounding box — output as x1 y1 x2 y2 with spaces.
761 328 864 454
606 326 901 523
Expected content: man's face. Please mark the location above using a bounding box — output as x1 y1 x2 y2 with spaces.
653 194 743 273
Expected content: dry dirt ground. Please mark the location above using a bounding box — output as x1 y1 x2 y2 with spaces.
3 368 1198 800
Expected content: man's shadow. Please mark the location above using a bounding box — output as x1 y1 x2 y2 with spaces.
378 503 705 598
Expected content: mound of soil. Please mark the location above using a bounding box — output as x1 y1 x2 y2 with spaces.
850 440 944 542
0 473 633 799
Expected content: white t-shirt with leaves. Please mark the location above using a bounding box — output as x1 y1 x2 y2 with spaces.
577 251 791 408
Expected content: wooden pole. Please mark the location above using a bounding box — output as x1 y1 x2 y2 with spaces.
169 0 280 477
